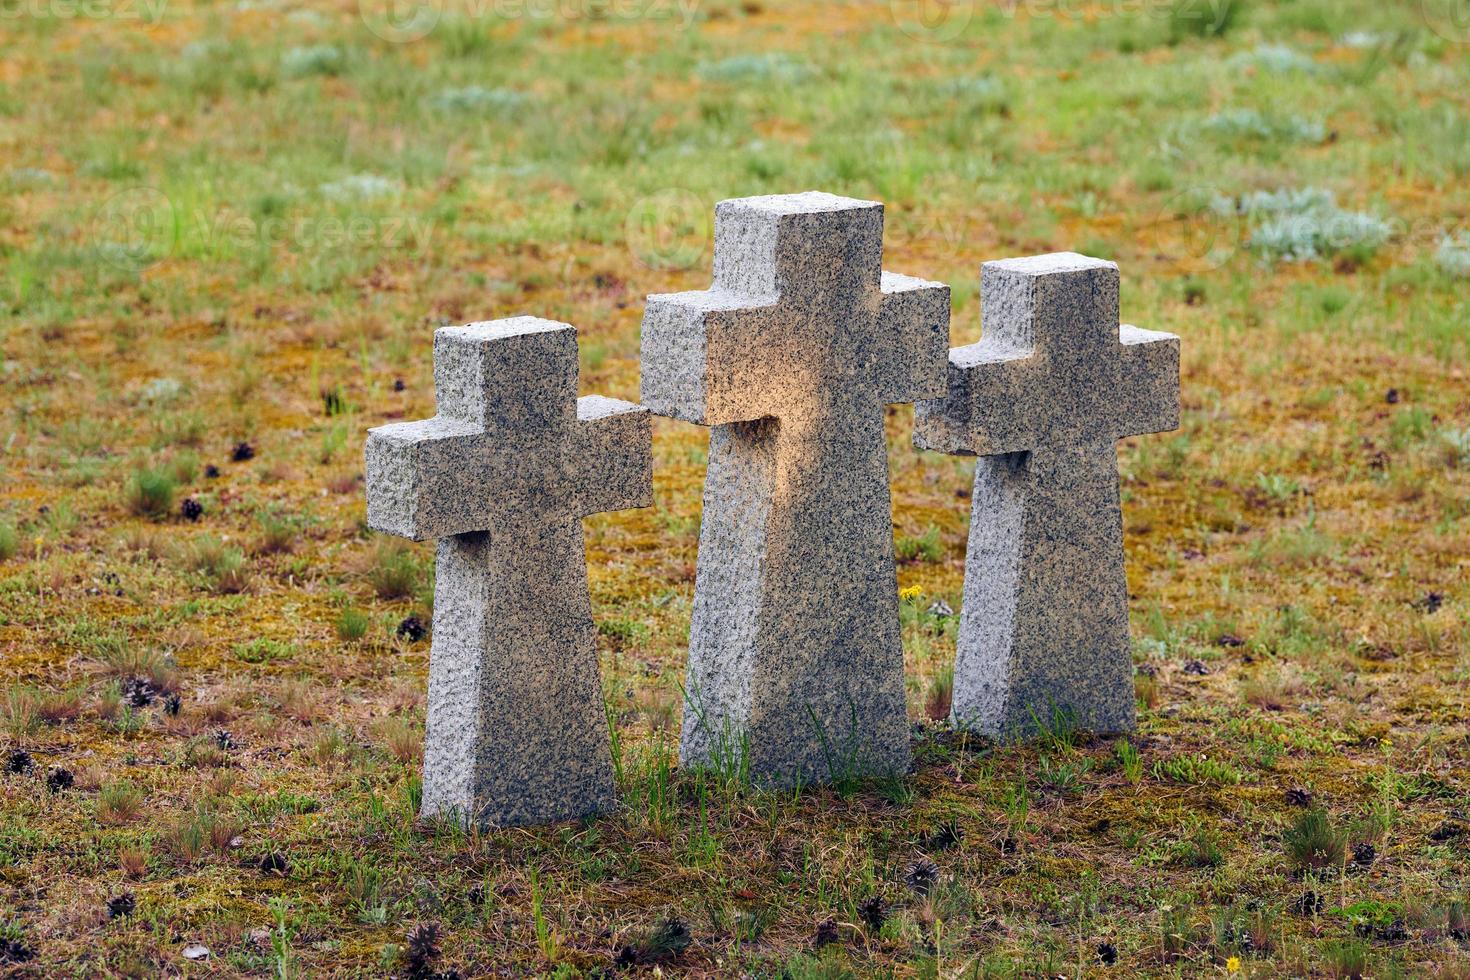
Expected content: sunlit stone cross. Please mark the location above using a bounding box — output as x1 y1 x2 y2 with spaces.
641 192 950 787
365 317 651 827
914 254 1179 738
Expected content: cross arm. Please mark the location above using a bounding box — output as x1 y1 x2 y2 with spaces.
912 339 1038 457
875 271 950 405
571 395 653 517
365 418 492 542
639 290 779 427
1115 325 1180 438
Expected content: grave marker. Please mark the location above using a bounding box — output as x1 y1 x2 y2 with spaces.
914 254 1179 737
640 192 950 786
365 317 651 826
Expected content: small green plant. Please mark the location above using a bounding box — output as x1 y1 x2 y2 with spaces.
1202 108 1324 144
96 780 145 825
334 607 370 642
168 812 209 863
1153 755 1244 786
1389 406 1433 448
1322 939 1369 979
378 717 423 764
1159 904 1195 961
0 521 16 561
188 536 249 593
125 467 177 519
597 617 648 649
1254 472 1302 506
1002 775 1030 835
1284 809 1348 874
681 682 751 790
1036 753 1093 797
604 700 625 785
530 868 560 962
89 641 178 693
1115 738 1143 783
318 421 350 464
269 898 300 979
256 508 302 555
35 685 84 724
233 637 293 664
806 702 868 797
368 541 420 600
2 687 40 742
341 858 385 924
895 525 943 564
165 450 201 484
924 664 953 721
1176 824 1223 868
111 704 145 735
1027 702 1080 752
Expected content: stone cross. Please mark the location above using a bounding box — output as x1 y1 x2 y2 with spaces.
365 317 651 827
914 253 1179 738
641 192 951 787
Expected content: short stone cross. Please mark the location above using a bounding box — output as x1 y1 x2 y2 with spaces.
914 253 1179 737
365 317 651 826
641 192 951 786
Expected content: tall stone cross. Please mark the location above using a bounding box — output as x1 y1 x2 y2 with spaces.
641 192 951 787
914 253 1179 737
364 317 651 827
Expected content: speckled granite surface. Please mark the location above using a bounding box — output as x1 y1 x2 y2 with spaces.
364 318 652 826
641 192 950 787
914 254 1179 738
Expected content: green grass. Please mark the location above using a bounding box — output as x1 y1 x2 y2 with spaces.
0 0 1467 975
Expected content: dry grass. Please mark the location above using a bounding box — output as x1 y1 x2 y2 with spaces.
0 0 1466 975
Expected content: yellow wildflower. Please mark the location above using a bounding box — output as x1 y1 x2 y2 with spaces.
1226 955 1241 974
899 585 922 602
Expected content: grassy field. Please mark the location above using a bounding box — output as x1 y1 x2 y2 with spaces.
2 0 1469 974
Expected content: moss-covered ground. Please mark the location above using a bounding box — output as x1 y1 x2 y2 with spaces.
1 0 1468 975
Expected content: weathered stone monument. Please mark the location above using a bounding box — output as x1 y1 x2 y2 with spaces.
640 192 950 786
365 317 651 826
914 253 1179 737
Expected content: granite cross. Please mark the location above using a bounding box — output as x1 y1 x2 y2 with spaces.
365 317 651 826
914 253 1179 738
640 192 950 787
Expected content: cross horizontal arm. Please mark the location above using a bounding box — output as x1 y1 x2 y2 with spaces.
1115 325 1180 439
571 396 653 517
639 290 778 427
365 418 494 541
874 271 950 405
912 339 1036 457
